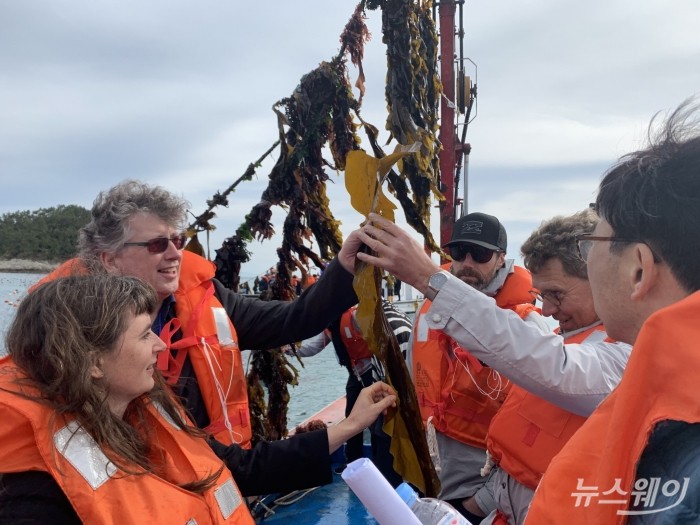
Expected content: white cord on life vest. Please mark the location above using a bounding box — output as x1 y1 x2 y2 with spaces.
449 353 509 401
201 337 242 444
426 416 442 474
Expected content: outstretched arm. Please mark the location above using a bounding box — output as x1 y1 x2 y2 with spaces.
210 431 333 496
296 331 331 358
349 213 630 415
210 381 397 496
215 258 357 350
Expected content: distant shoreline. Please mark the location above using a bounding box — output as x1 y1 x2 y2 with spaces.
0 259 58 273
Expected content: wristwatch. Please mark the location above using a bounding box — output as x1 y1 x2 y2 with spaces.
425 270 450 301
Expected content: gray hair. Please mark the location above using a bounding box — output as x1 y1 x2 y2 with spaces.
521 208 599 279
79 180 190 271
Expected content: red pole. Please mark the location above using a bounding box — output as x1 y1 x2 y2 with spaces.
438 0 456 248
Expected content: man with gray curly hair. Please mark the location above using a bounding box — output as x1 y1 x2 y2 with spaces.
78 179 192 276
520 209 599 334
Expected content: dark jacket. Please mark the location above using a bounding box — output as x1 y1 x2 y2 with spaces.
174 258 357 429
629 421 700 524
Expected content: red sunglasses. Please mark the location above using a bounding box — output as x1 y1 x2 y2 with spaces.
123 234 187 253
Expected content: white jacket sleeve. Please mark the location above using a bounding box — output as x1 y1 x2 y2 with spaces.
296 331 330 358
425 273 631 416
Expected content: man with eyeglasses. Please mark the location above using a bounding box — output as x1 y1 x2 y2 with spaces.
406 212 546 524
525 99 700 523
34 178 381 497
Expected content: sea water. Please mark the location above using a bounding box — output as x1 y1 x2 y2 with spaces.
0 272 38 357
0 272 347 427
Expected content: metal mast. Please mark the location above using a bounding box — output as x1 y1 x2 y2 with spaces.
436 0 476 246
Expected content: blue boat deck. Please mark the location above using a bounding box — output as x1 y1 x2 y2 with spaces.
250 393 390 523
252 450 378 524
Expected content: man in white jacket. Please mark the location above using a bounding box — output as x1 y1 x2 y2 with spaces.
348 210 632 524
404 212 547 524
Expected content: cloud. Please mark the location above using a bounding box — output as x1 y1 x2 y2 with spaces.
2 0 700 280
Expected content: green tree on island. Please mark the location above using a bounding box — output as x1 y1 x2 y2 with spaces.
0 205 90 262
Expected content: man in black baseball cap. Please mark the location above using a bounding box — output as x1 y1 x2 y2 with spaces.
397 211 539 523
443 212 508 291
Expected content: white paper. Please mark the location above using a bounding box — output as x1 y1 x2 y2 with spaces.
342 458 422 525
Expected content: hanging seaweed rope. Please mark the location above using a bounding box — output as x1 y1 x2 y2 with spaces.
344 0 443 495
185 4 444 486
369 0 443 253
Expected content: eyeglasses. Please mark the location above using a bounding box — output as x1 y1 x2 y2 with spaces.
123 234 187 253
529 288 566 307
449 243 497 264
576 234 639 261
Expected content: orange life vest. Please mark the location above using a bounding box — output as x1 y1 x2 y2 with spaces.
526 291 700 524
338 305 373 369
167 251 250 447
412 265 537 449
36 252 251 448
30 257 89 291
486 324 609 490
0 359 253 525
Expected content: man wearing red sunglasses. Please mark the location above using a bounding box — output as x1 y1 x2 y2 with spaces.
406 212 544 524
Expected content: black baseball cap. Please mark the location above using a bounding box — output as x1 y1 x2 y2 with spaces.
443 212 507 251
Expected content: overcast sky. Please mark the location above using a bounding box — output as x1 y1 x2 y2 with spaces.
2 1 699 281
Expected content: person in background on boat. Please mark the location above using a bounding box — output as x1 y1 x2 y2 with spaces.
297 299 413 487
384 273 396 301
403 212 547 524
462 209 628 525
257 267 277 299
393 278 402 301
257 271 270 293
524 98 700 523
0 275 398 524
34 179 367 494
302 271 318 291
